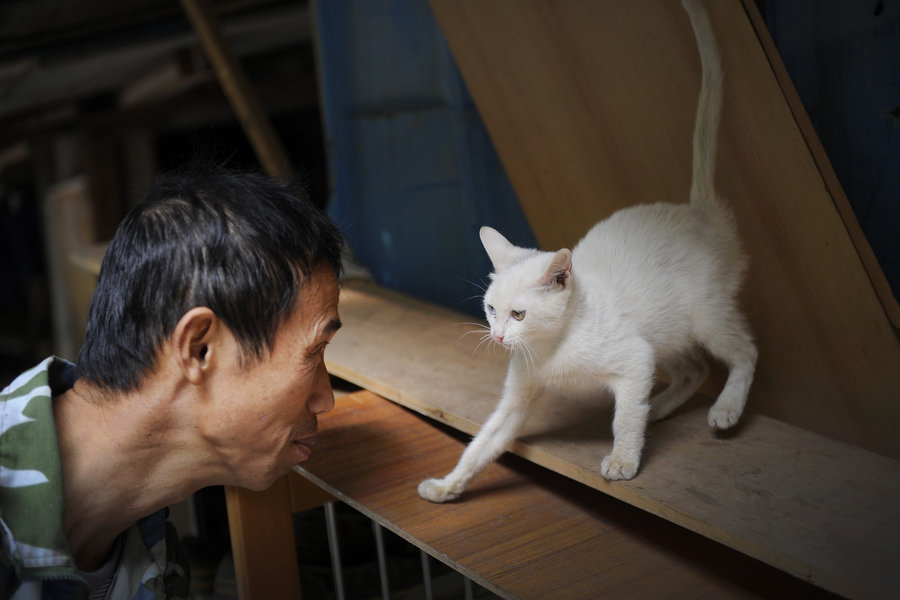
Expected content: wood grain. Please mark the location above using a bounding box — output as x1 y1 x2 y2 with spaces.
225 477 302 600
326 282 900 600
297 390 841 600
426 0 900 459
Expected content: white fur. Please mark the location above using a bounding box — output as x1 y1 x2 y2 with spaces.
418 0 757 503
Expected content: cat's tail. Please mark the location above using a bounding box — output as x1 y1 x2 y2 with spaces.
683 0 724 212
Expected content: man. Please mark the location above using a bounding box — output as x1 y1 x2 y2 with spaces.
0 165 344 598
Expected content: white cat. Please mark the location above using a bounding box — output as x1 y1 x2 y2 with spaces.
418 0 756 503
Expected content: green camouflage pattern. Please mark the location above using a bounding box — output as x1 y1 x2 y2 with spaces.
0 358 191 599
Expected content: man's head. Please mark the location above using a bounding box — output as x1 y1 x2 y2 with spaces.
75 164 344 394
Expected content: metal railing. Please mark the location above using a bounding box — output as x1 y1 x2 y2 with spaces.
323 501 483 600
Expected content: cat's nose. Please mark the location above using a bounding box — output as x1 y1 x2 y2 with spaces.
493 334 504 343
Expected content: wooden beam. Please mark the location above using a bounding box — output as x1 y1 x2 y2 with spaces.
118 49 210 108
179 0 294 179
225 476 303 600
44 176 96 360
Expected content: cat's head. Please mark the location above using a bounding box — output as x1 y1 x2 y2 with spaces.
479 226 573 349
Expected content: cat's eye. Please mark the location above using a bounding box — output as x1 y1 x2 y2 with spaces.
512 310 526 321
487 305 496 316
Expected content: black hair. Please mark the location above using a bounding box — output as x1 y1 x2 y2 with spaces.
74 164 343 393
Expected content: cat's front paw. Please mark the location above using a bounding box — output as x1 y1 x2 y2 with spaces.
600 453 639 481
708 405 741 430
418 477 461 503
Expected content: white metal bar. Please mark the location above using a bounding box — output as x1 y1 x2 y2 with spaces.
324 502 346 600
373 521 391 599
420 550 433 600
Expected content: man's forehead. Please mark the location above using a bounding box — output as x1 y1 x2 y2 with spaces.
298 267 341 333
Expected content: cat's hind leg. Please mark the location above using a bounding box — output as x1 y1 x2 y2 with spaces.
649 349 709 422
698 313 757 430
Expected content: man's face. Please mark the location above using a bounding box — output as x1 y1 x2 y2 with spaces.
207 264 341 490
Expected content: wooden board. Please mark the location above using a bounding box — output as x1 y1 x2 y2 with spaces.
69 241 108 277
225 477 302 600
426 0 900 460
296 390 839 600
44 176 97 360
326 281 900 600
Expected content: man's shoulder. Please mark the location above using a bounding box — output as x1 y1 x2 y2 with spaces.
0 357 76 575
0 357 64 483
1 355 74 397
1 357 53 399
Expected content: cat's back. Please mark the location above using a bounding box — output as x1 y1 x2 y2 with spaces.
574 201 741 276
570 201 745 337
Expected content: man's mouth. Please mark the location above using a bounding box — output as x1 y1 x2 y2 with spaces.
293 434 317 460
294 434 316 448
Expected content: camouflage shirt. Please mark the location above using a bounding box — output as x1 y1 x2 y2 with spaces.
0 357 191 599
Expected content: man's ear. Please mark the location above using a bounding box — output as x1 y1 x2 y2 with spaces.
172 307 218 385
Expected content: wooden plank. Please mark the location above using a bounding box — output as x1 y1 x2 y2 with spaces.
738 0 900 328
225 478 302 600
296 390 839 600
426 0 900 460
326 282 506 431
179 0 294 179
287 472 335 514
118 49 210 108
43 176 97 360
326 282 900 600
69 241 108 277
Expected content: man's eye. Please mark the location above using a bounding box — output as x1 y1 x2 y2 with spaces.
512 310 526 321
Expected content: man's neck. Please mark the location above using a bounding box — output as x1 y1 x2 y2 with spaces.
52 378 215 570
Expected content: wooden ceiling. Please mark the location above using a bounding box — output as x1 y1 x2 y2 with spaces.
0 0 313 146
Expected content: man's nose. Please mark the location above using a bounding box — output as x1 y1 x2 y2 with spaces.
309 360 335 415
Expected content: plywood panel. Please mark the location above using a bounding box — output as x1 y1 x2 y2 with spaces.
296 391 840 600
325 282 900 600
427 0 900 458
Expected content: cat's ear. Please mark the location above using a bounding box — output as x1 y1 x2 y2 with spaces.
538 248 572 290
480 226 521 272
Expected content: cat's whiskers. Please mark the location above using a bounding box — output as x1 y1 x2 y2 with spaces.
456 278 489 307
461 277 488 293
457 321 496 358
517 340 538 376
457 322 490 341
460 294 487 305
472 332 495 358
